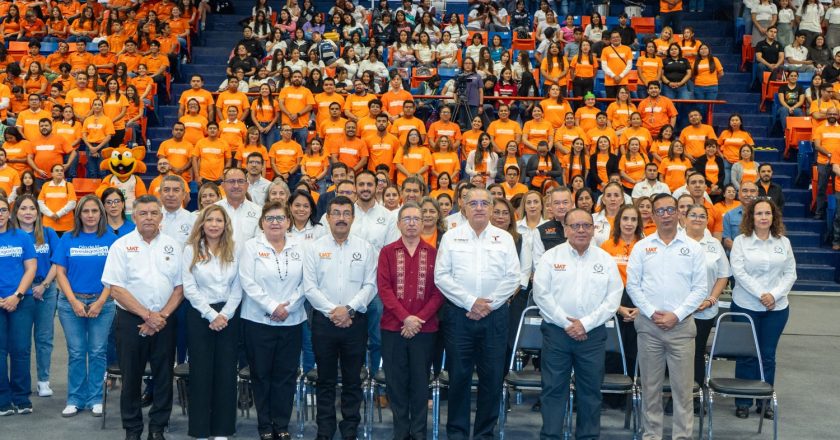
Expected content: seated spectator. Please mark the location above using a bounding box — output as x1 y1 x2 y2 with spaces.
784 31 815 72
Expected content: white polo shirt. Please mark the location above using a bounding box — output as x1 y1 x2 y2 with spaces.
303 234 378 316
161 207 197 249
181 244 242 322
216 198 260 246
730 233 796 312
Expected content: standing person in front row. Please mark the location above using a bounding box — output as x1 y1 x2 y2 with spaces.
239 202 307 440
53 195 117 418
182 205 242 440
626 193 707 440
730 198 796 420
303 196 377 440
0 196 37 416
434 187 521 440
378 202 444 440
101 195 184 440
533 208 624 440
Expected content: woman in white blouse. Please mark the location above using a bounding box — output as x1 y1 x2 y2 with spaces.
776 0 797 47
824 0 840 49
684 204 731 409
592 182 625 247
182 205 242 440
436 31 460 67
239 202 307 440
729 198 796 421
795 0 825 45
443 13 468 46
751 0 778 46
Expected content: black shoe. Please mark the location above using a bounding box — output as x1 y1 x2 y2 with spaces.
276 433 292 440
125 433 141 440
735 406 750 419
531 399 541 412
664 397 673 416
757 404 775 419
147 432 165 440
259 433 274 440
140 393 153 408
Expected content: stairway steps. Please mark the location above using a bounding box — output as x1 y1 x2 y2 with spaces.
787 230 822 248
790 247 840 265
796 264 837 282
793 280 840 291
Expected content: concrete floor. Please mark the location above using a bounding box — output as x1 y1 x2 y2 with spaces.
3 295 839 439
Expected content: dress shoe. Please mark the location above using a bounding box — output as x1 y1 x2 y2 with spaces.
276 433 292 440
125 432 142 440
735 406 750 419
140 393 153 408
757 404 775 419
258 433 274 440
147 432 166 440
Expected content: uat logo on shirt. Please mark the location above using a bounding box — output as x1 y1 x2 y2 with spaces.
553 264 566 271
319 252 332 259
258 251 270 258
126 246 140 252
645 247 657 255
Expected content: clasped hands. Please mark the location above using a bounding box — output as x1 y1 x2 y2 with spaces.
138 311 168 337
467 298 493 320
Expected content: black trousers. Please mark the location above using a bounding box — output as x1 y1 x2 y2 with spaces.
572 77 595 99
244 320 303 436
312 311 368 439
381 330 436 440
115 308 176 435
693 317 715 386
443 302 508 440
186 303 239 438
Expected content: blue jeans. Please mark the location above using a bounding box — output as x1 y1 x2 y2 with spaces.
67 35 92 43
778 107 804 131
731 303 789 408
660 11 683 33
723 160 733 187
65 149 79 180
291 127 308 152
661 83 692 100
0 295 36 408
34 283 58 382
258 123 279 151
86 146 103 179
57 295 116 408
366 295 383 375
693 85 718 101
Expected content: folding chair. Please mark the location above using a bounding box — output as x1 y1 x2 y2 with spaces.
705 312 778 440
173 361 189 415
430 352 480 440
498 306 544 439
600 318 638 435
101 364 152 429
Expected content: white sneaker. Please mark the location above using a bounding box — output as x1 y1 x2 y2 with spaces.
91 404 103 417
37 381 53 397
61 405 78 417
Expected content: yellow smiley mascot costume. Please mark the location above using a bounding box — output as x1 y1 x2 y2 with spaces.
95 144 148 216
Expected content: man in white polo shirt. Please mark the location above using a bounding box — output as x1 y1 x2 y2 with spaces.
215 167 260 246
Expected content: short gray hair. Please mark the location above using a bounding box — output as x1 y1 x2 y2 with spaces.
161 174 186 191
133 194 162 211
397 201 421 220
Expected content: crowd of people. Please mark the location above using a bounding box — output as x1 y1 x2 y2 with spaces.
0 0 823 440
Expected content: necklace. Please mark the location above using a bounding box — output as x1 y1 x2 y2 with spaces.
271 245 290 281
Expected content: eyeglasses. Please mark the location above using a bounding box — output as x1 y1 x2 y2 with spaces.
224 179 247 186
376 179 388 184
329 210 354 218
264 215 287 223
104 199 123 206
0 208 8 214
552 200 571 206
337 190 356 196
400 216 421 224
492 209 510 216
686 213 707 220
654 206 678 217
567 223 594 231
467 200 491 208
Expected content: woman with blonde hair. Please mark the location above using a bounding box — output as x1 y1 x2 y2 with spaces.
183 204 242 439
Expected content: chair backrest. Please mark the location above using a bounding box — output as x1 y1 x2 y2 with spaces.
604 318 628 375
508 306 542 369
707 312 764 382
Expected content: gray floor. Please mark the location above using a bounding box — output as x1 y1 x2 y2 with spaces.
4 295 839 439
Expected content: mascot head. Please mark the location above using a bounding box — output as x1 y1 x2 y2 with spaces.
100 145 147 181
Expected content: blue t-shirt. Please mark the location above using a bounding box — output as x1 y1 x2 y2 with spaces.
27 227 59 281
0 228 37 298
52 231 118 295
111 219 136 238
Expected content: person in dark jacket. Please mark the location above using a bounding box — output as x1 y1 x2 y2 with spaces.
588 136 620 191
525 141 564 191
757 163 785 209
693 139 727 202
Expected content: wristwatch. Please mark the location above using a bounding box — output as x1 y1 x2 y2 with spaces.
14 292 24 300
345 305 356 318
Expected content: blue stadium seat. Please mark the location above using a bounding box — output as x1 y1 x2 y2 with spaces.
40 42 58 54
605 16 619 27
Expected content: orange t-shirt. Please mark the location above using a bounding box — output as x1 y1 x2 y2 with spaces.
218 119 247 152
302 152 329 179
390 117 427 144
38 180 77 231
269 139 304 174
570 54 599 79
141 53 170 74
345 93 375 119
333 137 369 169
522 119 553 155
636 55 663 85
601 44 633 86
179 88 215 119
586 126 619 154
660 0 682 13
618 153 648 189
65 87 97 117
487 119 521 152
540 98 574 129
428 120 462 147
68 51 94 73
179 114 209 145
357 115 388 139
658 156 691 191
0 166 21 195
319 117 349 155
237 145 270 169
15 108 51 140
82 115 116 144
103 95 130 130
650 140 672 163
53 120 82 148
380 89 413 117
461 129 482 160
158 138 195 180
619 126 653 153
216 90 249 120
93 52 117 76
575 106 600 132
701 155 721 187
679 124 718 158
812 123 840 165
3 140 32 174
314 92 346 126
431 151 460 183
600 238 637 285
277 85 316 129
554 125 588 155
364 132 400 173
638 96 678 136
607 102 637 131
718 129 755 164
192 137 232 181
393 145 433 185
540 56 567 86
738 160 758 184
693 57 723 87
250 98 279 124
23 75 47 95
530 155 554 189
